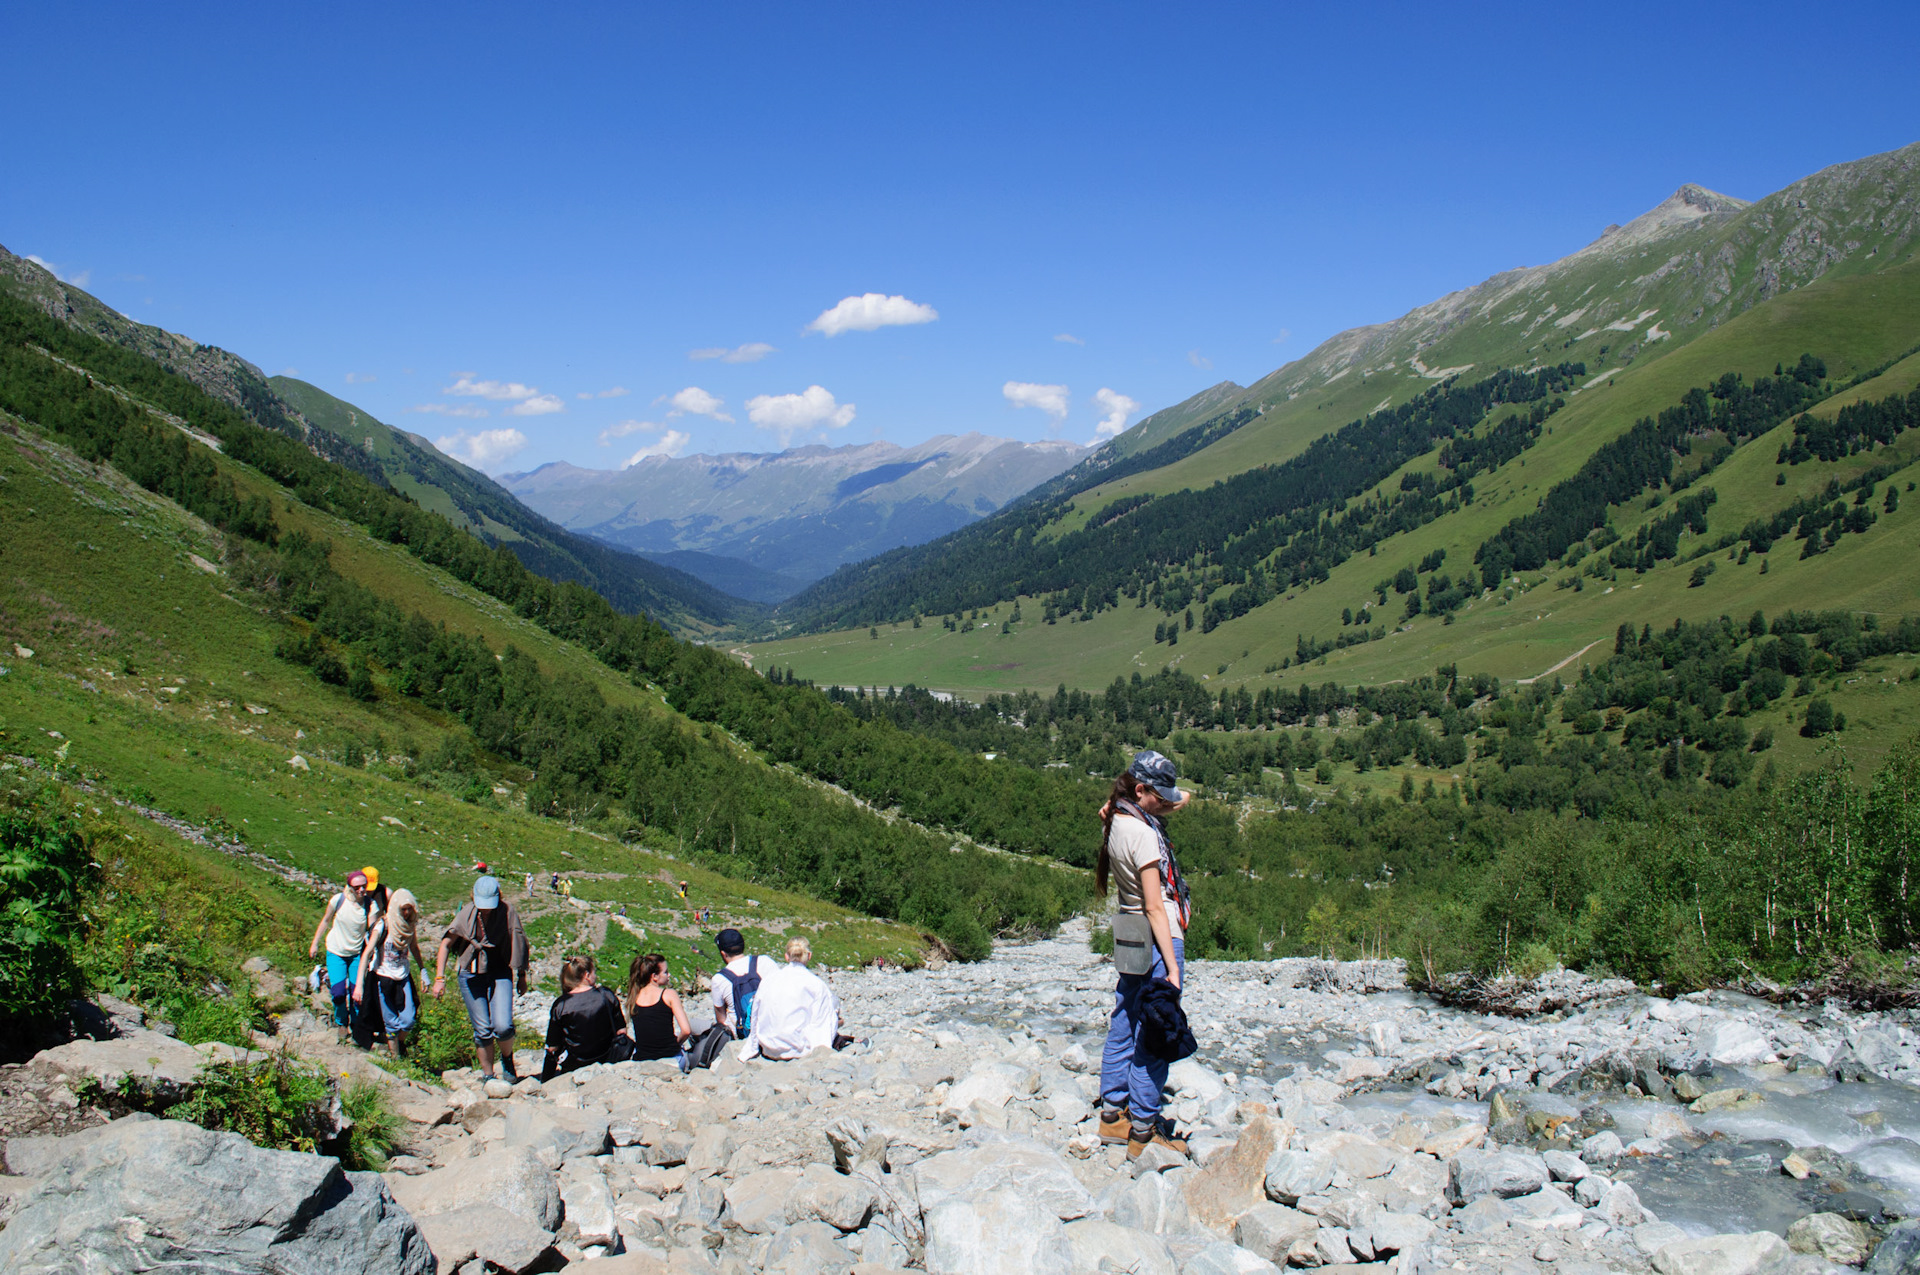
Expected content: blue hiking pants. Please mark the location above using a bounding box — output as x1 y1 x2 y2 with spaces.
1100 935 1187 1127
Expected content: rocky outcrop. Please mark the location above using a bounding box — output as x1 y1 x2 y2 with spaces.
0 1117 431 1274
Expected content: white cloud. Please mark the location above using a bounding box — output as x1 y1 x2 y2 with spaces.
273 367 300 377
624 429 691 465
661 386 734 422
806 293 938 337
1091 388 1140 441
690 342 776 363
1002 381 1070 420
1188 350 1213 370
746 385 855 445
577 385 631 400
1053 333 1086 346
598 419 663 445
507 393 565 416
1272 329 1292 345
434 428 528 472
443 375 540 401
407 403 490 419
345 372 377 384
26 254 90 287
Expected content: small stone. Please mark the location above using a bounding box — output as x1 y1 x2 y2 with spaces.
1649 1230 1790 1275
1780 1152 1812 1180
1579 1131 1623 1162
1131 1142 1186 1175
1670 1074 1706 1102
1785 1211 1870 1265
1535 1240 1561 1262
1689 1087 1752 1114
484 1077 514 1100
1541 1150 1586 1183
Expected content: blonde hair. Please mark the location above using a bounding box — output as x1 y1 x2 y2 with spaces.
560 954 596 993
385 888 418 944
785 937 812 965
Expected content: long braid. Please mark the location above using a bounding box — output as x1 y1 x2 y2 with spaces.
1095 773 1137 895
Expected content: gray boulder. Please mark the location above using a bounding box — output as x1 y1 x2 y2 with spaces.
725 1167 802 1233
385 1145 562 1231
1445 1149 1547 1204
923 1186 1074 1275
1787 1212 1871 1266
1181 1238 1283 1274
1261 1148 1335 1203
0 1118 431 1274
1870 1217 1920 1273
1231 1202 1317 1261
1064 1218 1178 1275
765 1219 858 1273
1651 1231 1792 1275
911 1139 1095 1221
502 1101 609 1164
785 1161 880 1231
413 1204 555 1275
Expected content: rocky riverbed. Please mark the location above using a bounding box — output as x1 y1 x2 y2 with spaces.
7 920 1920 1273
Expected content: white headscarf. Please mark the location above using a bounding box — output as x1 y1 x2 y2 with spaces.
385 888 419 945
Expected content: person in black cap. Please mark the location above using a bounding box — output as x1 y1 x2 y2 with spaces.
708 927 763 1039
1095 749 1194 1158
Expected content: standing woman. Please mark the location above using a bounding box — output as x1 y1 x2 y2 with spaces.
309 871 374 1045
625 953 692 1070
432 875 530 1081
1097 750 1193 1159
355 887 424 1060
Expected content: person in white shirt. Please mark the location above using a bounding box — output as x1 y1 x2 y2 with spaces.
738 937 840 1061
709 927 763 1038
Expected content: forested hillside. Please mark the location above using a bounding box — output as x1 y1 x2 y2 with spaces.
0 246 751 635
770 141 1920 646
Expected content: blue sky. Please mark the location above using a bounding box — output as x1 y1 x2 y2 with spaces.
6 3 1918 474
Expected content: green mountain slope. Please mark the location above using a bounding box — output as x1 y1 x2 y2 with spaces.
0 245 752 634
267 376 757 632
0 287 1094 962
752 146 1920 720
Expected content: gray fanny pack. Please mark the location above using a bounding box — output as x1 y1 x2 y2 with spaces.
1111 913 1154 976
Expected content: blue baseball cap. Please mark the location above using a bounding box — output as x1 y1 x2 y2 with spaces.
1129 750 1187 803
473 875 501 908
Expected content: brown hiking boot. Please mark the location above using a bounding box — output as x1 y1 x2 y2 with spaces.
1126 1125 1189 1159
1098 1109 1131 1144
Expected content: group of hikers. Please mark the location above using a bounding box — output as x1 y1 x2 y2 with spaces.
307 866 846 1081
304 748 1196 1160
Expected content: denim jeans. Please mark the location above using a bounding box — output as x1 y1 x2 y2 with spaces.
377 975 418 1034
1100 935 1186 1126
458 972 516 1045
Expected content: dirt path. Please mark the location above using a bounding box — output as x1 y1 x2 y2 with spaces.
1515 638 1606 685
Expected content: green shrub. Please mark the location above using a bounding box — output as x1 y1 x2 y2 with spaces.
166 1053 335 1154
339 1079 400 1170
0 781 97 1025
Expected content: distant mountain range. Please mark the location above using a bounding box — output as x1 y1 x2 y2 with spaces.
502 434 1088 598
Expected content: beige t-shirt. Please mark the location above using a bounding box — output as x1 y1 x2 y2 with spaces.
1109 814 1183 937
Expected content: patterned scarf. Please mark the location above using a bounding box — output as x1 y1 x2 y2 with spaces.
1113 797 1192 931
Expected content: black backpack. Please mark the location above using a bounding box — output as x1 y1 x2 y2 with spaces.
718 956 761 1037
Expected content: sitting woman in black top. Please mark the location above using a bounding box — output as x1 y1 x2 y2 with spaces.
539 955 631 1079
626 952 692 1072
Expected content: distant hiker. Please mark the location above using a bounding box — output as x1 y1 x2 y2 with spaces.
354 887 423 1060
678 880 689 900
550 871 561 893
474 860 488 874
524 872 535 896
709 928 762 1040
309 870 375 1046
539 955 632 1079
625 952 692 1070
1096 749 1194 1159
432 874 530 1081
738 937 842 1061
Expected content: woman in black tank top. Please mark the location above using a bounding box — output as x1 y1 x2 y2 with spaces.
626 952 692 1062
